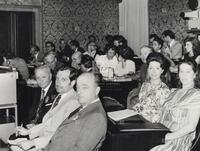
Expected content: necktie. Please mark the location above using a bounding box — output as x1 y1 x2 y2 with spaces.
68 106 82 119
32 89 45 124
52 94 61 109
40 89 45 100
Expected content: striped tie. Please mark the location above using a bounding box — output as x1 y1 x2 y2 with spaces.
52 94 61 109
32 89 45 124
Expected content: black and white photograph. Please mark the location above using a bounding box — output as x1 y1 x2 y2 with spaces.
0 0 200 151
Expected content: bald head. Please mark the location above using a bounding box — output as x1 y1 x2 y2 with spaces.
76 73 100 106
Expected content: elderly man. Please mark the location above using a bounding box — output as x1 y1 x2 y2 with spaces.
43 52 64 78
10 67 80 151
71 51 82 71
28 65 57 125
44 72 107 151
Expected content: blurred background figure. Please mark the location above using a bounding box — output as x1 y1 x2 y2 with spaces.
88 34 97 43
104 34 114 54
115 46 135 77
71 51 82 72
69 39 85 53
149 33 159 47
43 52 64 79
56 38 73 65
80 54 99 74
45 41 56 53
29 45 44 66
183 36 200 65
2 50 29 81
95 45 118 78
84 41 102 60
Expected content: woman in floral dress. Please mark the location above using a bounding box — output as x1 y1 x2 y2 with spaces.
150 60 200 151
133 52 170 122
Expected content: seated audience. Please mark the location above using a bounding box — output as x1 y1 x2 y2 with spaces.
71 51 82 71
95 45 118 77
44 72 107 151
29 45 44 66
115 46 136 77
162 30 183 64
43 52 64 78
10 67 80 150
2 51 29 80
69 39 85 53
45 41 55 53
150 60 200 151
28 65 57 126
132 52 170 122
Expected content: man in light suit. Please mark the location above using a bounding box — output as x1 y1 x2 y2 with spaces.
162 30 183 64
44 72 107 151
11 67 80 151
28 65 57 125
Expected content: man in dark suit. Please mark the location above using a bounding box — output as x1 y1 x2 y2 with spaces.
44 72 107 151
28 65 57 126
69 39 85 53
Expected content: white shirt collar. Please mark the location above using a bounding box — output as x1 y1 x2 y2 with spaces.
59 89 75 102
82 98 100 109
42 81 52 96
169 39 175 47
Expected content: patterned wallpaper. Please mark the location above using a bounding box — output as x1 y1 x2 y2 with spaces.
149 0 192 42
42 0 119 50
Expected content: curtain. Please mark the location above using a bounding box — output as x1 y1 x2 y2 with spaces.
119 0 149 55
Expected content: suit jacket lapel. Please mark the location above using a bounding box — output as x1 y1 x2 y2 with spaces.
61 101 102 126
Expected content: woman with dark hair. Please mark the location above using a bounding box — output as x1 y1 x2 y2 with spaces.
114 46 135 77
132 52 170 122
170 37 200 87
150 60 200 151
80 55 95 72
183 36 200 64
